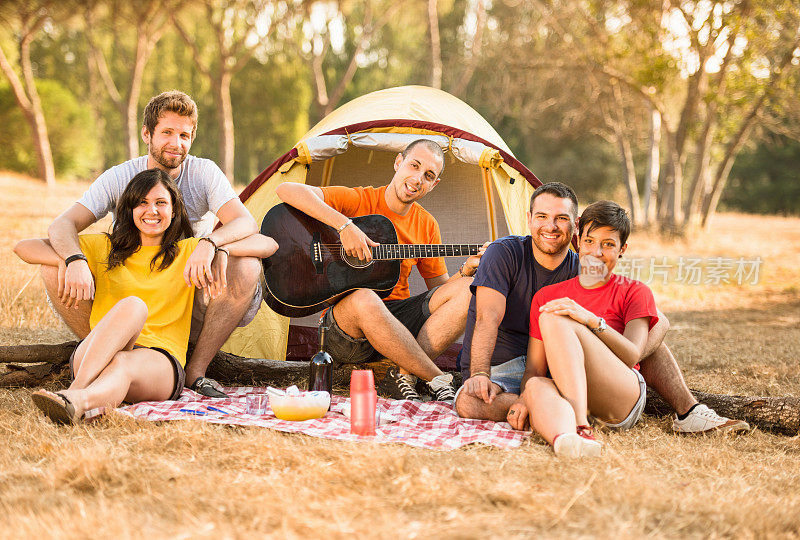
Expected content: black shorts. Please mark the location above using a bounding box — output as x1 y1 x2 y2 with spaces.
69 343 186 401
319 287 438 365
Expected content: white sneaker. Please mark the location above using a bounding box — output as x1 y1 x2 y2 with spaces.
553 433 602 458
672 404 750 434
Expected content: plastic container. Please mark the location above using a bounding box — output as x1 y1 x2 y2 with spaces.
269 389 331 421
350 370 377 435
246 393 269 415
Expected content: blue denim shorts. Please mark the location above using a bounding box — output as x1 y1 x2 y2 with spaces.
601 368 647 430
454 355 527 404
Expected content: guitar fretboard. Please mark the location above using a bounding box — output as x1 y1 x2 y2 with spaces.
371 244 482 260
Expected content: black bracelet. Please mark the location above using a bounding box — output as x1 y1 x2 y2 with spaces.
64 254 88 267
199 236 217 250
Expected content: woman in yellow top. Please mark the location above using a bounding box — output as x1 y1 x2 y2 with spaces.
15 169 277 424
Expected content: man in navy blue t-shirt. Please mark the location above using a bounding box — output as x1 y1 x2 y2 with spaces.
454 182 585 421
455 182 748 434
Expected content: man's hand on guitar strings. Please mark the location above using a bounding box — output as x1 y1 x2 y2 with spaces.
339 223 380 262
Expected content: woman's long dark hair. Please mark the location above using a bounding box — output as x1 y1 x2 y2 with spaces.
107 168 193 271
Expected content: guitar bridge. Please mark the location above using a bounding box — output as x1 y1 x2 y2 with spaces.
311 233 324 274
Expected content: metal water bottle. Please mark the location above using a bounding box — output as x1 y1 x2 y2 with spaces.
308 325 333 394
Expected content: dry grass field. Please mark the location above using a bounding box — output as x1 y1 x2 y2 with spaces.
1 172 799 539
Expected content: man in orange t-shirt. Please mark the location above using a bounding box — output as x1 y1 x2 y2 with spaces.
276 139 486 402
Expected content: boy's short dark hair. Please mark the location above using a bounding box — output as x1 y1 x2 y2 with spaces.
143 90 198 138
529 182 578 218
578 200 631 245
402 139 446 178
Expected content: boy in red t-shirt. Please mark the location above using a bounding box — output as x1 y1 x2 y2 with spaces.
508 201 657 458
276 140 486 402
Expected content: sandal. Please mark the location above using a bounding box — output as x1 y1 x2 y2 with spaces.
31 390 82 425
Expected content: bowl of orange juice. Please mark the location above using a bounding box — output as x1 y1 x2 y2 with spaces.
268 387 331 421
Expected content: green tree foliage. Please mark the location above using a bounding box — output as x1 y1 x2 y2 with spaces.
232 51 312 181
723 135 800 216
0 79 100 179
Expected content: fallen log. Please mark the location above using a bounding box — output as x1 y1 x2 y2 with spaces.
645 388 799 436
2 342 797 435
0 341 80 364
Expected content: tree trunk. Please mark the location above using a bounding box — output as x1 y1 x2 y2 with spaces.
428 0 442 89
215 71 235 182
125 32 150 160
3 342 798 435
700 35 800 228
659 133 683 233
645 388 799 436
451 0 486 97
0 32 57 186
683 32 736 228
643 107 661 227
611 83 642 225
19 34 56 186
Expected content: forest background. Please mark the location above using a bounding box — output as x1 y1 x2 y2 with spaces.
2 0 799 234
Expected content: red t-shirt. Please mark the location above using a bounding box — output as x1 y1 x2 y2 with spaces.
322 185 447 301
529 275 659 369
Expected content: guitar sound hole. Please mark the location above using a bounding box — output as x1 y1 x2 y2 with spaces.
340 246 373 269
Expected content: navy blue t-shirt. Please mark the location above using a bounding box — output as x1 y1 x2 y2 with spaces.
460 235 579 380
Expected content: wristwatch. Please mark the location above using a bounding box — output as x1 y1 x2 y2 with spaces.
590 317 607 334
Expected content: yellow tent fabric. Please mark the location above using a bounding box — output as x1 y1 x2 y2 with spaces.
302 86 513 154
222 86 541 360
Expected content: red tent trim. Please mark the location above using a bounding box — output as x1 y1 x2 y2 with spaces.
238 119 541 204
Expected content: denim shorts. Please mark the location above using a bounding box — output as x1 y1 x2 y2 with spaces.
454 355 527 404
319 287 437 365
602 368 647 430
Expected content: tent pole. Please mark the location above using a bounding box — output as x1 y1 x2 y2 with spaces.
482 168 497 241
321 156 335 187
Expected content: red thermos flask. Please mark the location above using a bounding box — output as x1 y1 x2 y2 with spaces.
350 370 376 435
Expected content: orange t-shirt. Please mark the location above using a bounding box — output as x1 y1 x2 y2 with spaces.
322 185 447 300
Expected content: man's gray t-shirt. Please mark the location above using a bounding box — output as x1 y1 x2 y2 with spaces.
77 155 237 236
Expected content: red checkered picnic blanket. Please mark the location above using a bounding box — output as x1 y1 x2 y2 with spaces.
118 387 530 451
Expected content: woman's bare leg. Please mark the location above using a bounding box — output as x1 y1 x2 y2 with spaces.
70 296 147 389
59 347 176 416
522 376 578 445
539 312 641 425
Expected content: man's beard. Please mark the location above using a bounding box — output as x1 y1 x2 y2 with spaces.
151 145 186 170
531 229 572 255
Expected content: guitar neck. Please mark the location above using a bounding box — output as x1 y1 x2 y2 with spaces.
371 244 483 260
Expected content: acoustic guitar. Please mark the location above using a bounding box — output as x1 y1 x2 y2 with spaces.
260 203 484 317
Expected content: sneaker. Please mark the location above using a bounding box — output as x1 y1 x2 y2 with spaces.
553 432 602 458
189 376 229 398
576 424 597 440
379 367 421 401
425 373 456 403
672 404 750 434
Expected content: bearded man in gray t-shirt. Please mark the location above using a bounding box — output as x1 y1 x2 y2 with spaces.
43 90 262 398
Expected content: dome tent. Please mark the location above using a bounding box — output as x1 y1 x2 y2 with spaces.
223 85 542 363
